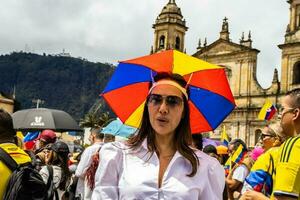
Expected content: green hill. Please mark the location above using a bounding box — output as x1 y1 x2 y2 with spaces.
0 52 115 121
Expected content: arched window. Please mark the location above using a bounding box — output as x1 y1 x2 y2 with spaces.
254 129 262 145
159 35 165 49
175 37 180 50
293 62 300 84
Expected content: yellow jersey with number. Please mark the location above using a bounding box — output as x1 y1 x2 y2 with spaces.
0 143 31 199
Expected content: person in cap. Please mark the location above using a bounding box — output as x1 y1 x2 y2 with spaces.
39 140 70 199
35 129 57 153
34 129 57 170
0 109 31 199
75 127 105 200
92 73 224 200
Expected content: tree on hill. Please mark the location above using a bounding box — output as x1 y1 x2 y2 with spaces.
0 52 115 121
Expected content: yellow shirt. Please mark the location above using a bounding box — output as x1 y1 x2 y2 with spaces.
0 143 31 199
272 136 300 199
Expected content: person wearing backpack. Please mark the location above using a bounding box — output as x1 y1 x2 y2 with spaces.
0 109 47 200
39 140 71 199
75 127 105 200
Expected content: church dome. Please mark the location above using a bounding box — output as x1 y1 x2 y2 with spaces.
160 0 182 17
160 0 182 16
154 0 187 28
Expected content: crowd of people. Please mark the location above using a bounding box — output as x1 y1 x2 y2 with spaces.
0 72 299 199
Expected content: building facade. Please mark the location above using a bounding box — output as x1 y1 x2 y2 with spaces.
152 0 300 146
0 92 14 114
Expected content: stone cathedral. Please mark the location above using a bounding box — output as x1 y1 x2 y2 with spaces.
152 0 300 146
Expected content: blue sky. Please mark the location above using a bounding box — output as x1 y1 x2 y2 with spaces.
0 0 289 88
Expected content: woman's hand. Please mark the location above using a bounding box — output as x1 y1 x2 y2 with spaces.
240 190 269 200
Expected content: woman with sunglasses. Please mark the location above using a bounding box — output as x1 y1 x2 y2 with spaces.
260 125 278 152
91 73 224 200
240 122 287 200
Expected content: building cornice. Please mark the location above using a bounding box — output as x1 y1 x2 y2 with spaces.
278 41 300 49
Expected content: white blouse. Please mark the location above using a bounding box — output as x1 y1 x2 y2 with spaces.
91 140 224 200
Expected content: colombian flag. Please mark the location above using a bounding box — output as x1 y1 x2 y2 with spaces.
224 156 231 176
221 125 230 146
258 99 277 121
224 144 246 175
23 131 40 142
243 148 278 197
231 144 246 164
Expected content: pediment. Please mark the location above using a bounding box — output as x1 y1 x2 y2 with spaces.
205 42 242 55
193 39 258 57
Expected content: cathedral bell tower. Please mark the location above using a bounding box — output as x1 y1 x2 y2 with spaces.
151 0 188 53
279 0 300 92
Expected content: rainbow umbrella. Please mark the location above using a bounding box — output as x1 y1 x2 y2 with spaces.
102 50 235 133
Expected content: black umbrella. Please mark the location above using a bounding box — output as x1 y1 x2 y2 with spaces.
12 108 82 132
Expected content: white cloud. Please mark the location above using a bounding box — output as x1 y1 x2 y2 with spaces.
0 0 290 88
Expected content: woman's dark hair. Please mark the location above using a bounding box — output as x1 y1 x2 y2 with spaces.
127 72 199 177
0 109 16 140
192 133 203 150
203 145 217 155
49 141 71 190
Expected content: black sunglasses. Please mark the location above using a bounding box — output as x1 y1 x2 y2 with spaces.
260 133 275 139
148 94 183 107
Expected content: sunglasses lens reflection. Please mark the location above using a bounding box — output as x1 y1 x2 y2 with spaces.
148 94 182 107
